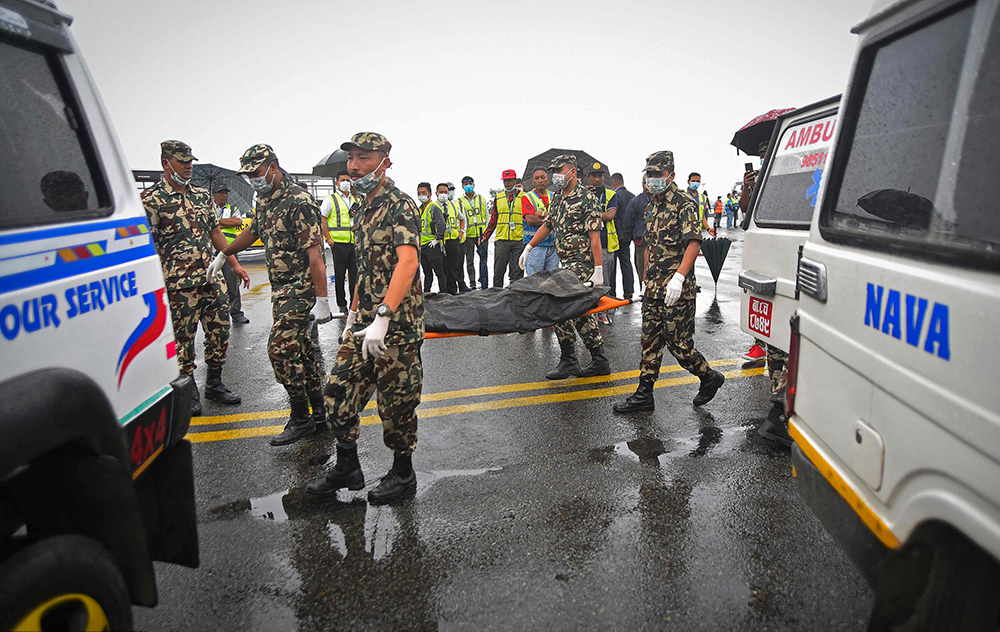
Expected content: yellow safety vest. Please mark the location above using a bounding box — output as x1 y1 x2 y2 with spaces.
326 193 357 244
603 188 619 253
219 204 240 242
459 194 488 239
494 191 525 241
441 200 465 242
420 202 438 246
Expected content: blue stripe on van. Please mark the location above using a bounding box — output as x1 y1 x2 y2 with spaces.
0 217 157 295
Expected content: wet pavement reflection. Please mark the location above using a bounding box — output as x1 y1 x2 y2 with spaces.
136 232 873 631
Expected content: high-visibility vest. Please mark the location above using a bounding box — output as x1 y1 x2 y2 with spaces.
326 193 357 244
714 200 724 215
523 190 554 247
459 194 488 239
602 188 619 253
688 189 710 222
443 200 463 242
494 191 525 241
420 202 438 246
219 204 240 242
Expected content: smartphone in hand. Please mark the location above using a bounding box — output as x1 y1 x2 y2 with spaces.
745 162 754 172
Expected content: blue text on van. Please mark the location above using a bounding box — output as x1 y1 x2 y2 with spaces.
864 283 949 360
0 271 138 342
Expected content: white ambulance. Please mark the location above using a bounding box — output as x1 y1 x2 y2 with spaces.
739 95 840 365
787 0 1000 627
0 1 197 628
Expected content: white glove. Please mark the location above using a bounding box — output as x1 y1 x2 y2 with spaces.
310 297 332 324
665 272 685 306
356 315 390 361
341 309 358 343
518 244 533 270
588 265 604 287
208 252 227 278
429 239 439 249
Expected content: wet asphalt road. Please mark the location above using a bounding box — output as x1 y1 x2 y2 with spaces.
135 228 873 631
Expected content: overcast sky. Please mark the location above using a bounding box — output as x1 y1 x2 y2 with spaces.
60 0 872 198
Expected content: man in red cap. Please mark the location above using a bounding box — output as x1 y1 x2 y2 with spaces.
478 169 526 287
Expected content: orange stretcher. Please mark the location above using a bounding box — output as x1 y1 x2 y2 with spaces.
424 296 636 339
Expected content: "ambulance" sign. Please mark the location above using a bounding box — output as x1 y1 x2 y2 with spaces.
748 297 773 338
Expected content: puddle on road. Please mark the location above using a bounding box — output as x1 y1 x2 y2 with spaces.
207 466 503 525
591 426 744 465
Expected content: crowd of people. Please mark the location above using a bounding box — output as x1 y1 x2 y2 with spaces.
143 134 749 506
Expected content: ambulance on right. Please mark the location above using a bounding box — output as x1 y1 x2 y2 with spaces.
787 0 1000 628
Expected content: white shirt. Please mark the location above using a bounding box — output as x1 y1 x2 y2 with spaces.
214 203 240 220
320 191 354 218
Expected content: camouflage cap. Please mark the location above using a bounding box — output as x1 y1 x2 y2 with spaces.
237 144 278 174
161 140 197 162
548 154 578 170
643 150 675 174
758 141 769 154
340 132 391 155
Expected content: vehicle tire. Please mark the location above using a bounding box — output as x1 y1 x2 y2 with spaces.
868 527 1000 632
0 534 133 631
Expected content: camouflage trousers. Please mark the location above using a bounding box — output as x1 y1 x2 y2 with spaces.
168 279 229 375
324 339 422 454
766 346 789 395
554 314 603 350
640 296 711 380
269 295 324 399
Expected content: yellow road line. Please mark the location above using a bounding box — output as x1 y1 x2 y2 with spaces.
186 366 764 444
190 358 745 427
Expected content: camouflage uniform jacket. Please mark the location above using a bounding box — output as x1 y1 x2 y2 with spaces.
351 177 425 346
250 176 324 300
543 183 603 281
643 182 701 301
141 178 218 291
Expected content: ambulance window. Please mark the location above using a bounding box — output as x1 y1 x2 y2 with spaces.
755 112 837 227
822 6 985 261
953 8 1000 248
0 35 109 229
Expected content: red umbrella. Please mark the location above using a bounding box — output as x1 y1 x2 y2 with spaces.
730 108 795 155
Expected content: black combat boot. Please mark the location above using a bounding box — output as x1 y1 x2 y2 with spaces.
368 452 417 505
270 397 315 446
613 374 656 413
578 344 611 377
545 341 581 380
204 366 241 405
309 390 328 433
190 377 202 417
758 403 793 447
305 442 365 494
693 369 725 406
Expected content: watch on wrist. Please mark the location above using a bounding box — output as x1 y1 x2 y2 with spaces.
376 303 393 318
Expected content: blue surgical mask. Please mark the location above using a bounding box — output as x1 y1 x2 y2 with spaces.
463 184 474 194
448 190 455 200
688 181 700 190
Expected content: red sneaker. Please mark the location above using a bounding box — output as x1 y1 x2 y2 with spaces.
741 343 766 362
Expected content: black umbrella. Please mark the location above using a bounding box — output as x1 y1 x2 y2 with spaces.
701 237 732 287
856 189 934 229
730 108 795 155
313 149 349 178
523 148 613 188
191 163 255 215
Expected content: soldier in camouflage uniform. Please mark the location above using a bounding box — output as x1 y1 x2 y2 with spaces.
519 154 610 379
306 132 425 505
218 144 333 445
142 140 246 416
613 151 725 413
